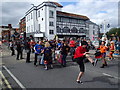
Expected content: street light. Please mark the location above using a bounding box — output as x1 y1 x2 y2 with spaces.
100 20 110 41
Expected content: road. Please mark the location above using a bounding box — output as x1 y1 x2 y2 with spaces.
1 44 120 89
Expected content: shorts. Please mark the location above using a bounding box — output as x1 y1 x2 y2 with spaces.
102 53 106 58
76 56 86 72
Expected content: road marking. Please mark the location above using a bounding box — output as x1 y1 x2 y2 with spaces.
102 73 120 79
3 66 26 89
0 71 12 89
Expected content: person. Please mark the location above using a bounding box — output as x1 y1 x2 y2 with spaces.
108 41 115 60
55 40 62 61
61 42 70 67
15 41 24 60
42 42 53 70
69 38 76 56
99 41 108 68
73 41 95 84
76 38 80 47
9 41 15 56
34 41 43 66
25 39 31 63
29 40 36 53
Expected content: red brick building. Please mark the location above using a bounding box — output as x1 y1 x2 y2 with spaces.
19 17 26 33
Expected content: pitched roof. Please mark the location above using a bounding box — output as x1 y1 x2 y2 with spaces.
44 1 63 7
52 2 63 7
57 11 89 20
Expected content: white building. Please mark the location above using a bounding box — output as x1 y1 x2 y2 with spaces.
25 1 99 41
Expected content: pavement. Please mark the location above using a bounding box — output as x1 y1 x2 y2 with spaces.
0 43 120 89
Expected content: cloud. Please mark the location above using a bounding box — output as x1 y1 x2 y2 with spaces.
1 2 31 27
1 0 119 29
62 0 118 29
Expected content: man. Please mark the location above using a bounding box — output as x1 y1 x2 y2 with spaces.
34 41 43 66
74 41 95 84
25 39 31 63
16 41 24 60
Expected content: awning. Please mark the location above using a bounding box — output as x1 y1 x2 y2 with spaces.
34 33 43 37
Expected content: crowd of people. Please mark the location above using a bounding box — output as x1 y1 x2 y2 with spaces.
3 36 120 84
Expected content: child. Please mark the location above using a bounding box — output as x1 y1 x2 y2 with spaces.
108 41 115 60
100 41 108 68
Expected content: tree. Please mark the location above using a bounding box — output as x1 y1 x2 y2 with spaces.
106 28 120 38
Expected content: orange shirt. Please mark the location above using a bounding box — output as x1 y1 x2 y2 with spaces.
100 45 107 53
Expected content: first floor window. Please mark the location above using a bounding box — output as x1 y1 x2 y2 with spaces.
49 30 54 34
49 10 54 18
49 22 54 26
27 26 29 32
39 24 40 31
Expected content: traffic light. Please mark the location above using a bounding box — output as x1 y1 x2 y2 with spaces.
107 24 110 28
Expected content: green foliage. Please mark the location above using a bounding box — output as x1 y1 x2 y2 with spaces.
106 28 120 37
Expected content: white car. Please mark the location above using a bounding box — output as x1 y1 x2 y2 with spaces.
92 40 99 48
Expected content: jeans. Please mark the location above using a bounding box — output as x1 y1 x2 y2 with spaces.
62 54 67 66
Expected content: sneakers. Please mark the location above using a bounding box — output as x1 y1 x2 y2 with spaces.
44 67 48 70
92 62 95 66
76 80 83 84
100 64 107 68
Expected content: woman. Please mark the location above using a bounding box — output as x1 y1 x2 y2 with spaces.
100 41 108 68
42 42 53 70
108 41 115 60
61 42 70 67
73 41 94 84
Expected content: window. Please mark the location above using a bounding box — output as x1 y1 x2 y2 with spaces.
93 30 95 35
49 22 54 26
31 25 33 32
31 13 32 19
27 26 29 32
29 26 30 32
49 10 54 18
49 30 54 34
38 11 40 17
27 16 28 22
38 24 40 31
29 15 30 21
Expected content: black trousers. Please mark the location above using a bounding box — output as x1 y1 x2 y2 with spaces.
26 52 30 62
76 56 86 72
34 53 39 65
10 47 15 56
16 50 23 59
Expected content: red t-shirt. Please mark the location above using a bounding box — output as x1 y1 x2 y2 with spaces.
69 40 75 47
74 46 86 59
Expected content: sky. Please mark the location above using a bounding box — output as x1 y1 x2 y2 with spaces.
0 0 119 31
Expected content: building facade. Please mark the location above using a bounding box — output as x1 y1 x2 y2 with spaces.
25 1 99 41
0 24 20 41
19 17 26 33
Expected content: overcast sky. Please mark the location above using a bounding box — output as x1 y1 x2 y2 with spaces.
1 0 119 30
